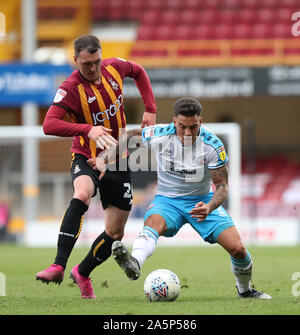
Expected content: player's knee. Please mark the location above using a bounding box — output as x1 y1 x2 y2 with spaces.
105 227 124 241
144 215 167 235
230 243 247 260
110 231 124 240
73 191 92 206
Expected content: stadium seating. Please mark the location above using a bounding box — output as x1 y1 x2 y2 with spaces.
88 0 300 66
242 155 300 217
26 0 300 66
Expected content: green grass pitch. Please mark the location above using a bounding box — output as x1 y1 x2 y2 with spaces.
0 244 300 315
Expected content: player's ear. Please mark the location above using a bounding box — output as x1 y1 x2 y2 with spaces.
173 116 177 125
73 55 78 65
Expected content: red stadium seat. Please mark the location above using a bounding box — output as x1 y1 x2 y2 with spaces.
219 9 237 24
156 25 175 40
109 0 124 9
127 0 144 9
213 24 234 39
222 0 242 9
273 23 293 38
126 8 142 21
144 0 165 10
194 25 216 39
140 10 163 25
231 24 253 39
181 9 199 25
237 9 256 24
165 0 187 10
107 8 124 21
175 25 194 40
276 8 296 23
185 0 204 9
263 0 281 7
137 25 157 40
131 48 168 57
198 9 218 24
281 0 299 6
257 8 275 23
161 10 181 25
251 23 273 39
242 0 263 9
202 0 220 10
91 1 109 21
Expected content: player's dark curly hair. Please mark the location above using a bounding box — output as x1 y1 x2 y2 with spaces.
173 97 202 117
74 35 101 58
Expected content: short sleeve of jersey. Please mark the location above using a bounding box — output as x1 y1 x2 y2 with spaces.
141 125 161 150
141 123 175 150
206 144 228 169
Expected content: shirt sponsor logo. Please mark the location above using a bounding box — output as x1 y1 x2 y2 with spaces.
92 94 123 124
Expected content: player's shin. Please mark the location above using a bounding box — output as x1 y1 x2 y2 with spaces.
230 250 252 294
78 231 115 277
54 198 88 269
131 226 159 268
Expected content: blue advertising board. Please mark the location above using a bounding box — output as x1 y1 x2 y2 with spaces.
0 63 73 106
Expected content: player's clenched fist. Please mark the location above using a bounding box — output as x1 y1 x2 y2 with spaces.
88 126 118 150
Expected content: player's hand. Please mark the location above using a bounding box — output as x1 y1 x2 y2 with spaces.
87 158 98 171
189 201 211 222
141 112 156 128
95 156 107 180
88 126 118 150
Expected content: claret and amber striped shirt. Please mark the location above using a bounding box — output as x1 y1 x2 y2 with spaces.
43 57 157 158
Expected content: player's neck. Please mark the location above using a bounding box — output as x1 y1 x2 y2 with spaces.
78 70 102 85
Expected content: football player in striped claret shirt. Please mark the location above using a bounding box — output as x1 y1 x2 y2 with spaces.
36 35 157 298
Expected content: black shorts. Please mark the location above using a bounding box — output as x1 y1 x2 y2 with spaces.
70 154 133 211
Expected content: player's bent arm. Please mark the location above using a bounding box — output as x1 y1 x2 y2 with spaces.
43 104 92 137
208 164 229 212
130 61 157 127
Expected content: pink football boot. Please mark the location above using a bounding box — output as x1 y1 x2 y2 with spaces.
70 264 96 299
36 264 64 285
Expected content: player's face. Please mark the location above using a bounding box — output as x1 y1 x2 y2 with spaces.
74 49 102 84
173 114 202 145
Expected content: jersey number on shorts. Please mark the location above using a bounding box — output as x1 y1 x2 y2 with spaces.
123 183 132 199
